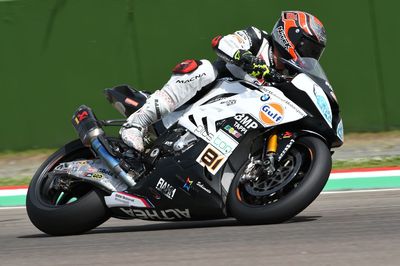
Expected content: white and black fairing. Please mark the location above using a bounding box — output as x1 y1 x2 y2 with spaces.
108 127 227 220
276 58 343 148
102 58 343 221
103 85 265 221
106 125 268 221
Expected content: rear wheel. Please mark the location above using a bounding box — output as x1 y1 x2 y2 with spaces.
26 139 110 236
227 136 331 224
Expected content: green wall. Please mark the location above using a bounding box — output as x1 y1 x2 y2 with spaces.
0 0 398 150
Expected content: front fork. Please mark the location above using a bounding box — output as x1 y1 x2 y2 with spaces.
264 130 297 172
263 131 278 175
242 130 296 182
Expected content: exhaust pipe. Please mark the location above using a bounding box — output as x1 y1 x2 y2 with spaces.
71 105 136 187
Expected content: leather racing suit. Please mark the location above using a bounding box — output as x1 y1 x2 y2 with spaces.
120 26 275 151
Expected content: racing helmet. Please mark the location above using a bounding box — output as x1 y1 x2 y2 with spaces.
271 11 327 61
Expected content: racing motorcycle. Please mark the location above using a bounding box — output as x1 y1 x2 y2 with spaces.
26 58 343 236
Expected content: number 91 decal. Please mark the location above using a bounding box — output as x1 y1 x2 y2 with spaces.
196 144 228 175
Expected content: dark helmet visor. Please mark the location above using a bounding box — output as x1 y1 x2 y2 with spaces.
296 35 325 60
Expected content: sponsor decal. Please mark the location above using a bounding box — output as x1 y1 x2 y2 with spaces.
196 181 211 194
206 95 228 104
98 168 114 176
115 193 139 205
84 172 103 179
194 125 214 142
86 167 96 173
210 131 238 155
154 99 161 119
155 178 177 199
282 131 293 138
276 26 291 49
196 144 228 175
104 192 152 208
260 94 270 101
259 103 285 126
74 110 89 124
220 99 236 106
176 73 206 84
120 208 191 220
233 121 249 134
277 139 295 161
233 114 260 134
183 177 193 192
262 88 305 116
313 84 332 125
223 124 242 139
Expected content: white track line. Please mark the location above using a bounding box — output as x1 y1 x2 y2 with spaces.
322 188 400 194
0 206 26 210
0 188 28 196
329 170 400 179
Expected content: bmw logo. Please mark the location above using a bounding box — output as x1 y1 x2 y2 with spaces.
260 94 270 101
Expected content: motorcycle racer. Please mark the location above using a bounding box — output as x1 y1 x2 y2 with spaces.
120 10 327 152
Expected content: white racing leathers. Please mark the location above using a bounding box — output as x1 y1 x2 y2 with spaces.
120 60 217 151
121 26 274 151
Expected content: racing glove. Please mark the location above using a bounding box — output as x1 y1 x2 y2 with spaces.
265 68 285 83
233 49 270 79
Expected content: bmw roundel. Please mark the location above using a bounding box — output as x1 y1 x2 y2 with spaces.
260 94 270 101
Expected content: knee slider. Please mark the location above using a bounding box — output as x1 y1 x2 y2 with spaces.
172 59 202 74
173 59 217 87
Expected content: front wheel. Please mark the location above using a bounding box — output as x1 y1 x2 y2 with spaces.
26 139 111 236
227 135 331 224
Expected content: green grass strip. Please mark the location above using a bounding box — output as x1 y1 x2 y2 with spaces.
0 148 54 158
0 177 32 187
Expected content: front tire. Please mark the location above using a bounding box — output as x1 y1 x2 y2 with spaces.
227 136 331 224
26 139 111 236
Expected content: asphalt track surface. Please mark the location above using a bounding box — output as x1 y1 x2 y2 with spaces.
1 190 399 266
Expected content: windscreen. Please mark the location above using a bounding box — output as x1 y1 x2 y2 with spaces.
280 57 328 81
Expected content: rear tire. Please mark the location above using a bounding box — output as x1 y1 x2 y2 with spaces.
227 136 331 224
26 140 110 236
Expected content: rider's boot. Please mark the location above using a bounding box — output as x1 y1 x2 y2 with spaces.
120 90 176 152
